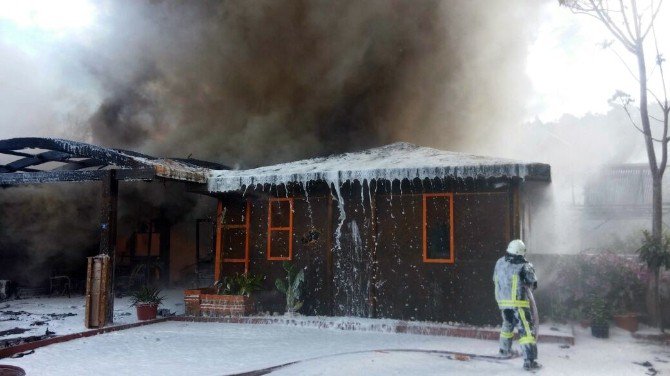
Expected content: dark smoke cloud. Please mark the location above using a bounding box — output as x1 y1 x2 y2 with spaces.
0 0 545 286
0 185 100 285
85 0 542 166
89 64 165 148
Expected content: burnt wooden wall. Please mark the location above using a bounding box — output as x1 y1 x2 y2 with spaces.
215 178 518 324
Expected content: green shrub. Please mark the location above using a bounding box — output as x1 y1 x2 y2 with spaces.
587 295 610 325
275 261 305 315
216 273 263 297
130 286 164 306
545 251 647 322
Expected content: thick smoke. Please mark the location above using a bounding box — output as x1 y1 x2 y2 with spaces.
84 0 541 166
0 185 100 284
0 0 544 287
520 106 648 254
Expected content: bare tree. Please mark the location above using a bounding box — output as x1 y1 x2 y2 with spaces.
559 0 669 329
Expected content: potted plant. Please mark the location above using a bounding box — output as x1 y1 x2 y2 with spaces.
275 261 305 316
588 295 610 338
130 286 164 321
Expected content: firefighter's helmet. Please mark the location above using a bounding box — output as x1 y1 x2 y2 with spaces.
506 239 526 256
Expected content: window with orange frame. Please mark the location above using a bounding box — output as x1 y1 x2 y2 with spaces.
214 199 251 278
267 197 294 261
422 193 455 263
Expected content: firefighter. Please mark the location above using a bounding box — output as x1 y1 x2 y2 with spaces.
493 239 541 371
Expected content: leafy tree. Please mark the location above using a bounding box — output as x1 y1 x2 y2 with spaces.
560 0 669 331
559 0 669 242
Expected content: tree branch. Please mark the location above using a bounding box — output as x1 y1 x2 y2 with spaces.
565 0 637 51
651 13 669 108
619 0 637 41
659 110 669 174
642 0 665 39
594 3 638 52
611 47 640 82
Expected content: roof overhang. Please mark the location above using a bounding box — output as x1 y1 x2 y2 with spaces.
0 138 211 186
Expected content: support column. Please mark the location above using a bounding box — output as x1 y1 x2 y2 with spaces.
99 170 118 325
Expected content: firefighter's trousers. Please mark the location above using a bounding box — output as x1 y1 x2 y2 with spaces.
499 307 537 361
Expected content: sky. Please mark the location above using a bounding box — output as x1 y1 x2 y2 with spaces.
0 0 668 144
528 1 670 123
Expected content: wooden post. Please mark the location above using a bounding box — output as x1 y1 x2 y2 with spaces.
99 170 118 325
213 199 223 283
512 180 521 239
195 219 201 283
85 255 111 328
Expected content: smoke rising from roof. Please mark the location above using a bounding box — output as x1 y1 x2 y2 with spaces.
85 0 541 166
0 0 547 286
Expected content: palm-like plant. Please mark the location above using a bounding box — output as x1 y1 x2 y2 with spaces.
129 286 164 307
215 273 263 297
275 261 305 315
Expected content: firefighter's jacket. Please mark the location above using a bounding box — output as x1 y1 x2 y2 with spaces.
493 254 537 309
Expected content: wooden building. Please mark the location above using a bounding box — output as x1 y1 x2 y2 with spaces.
205 143 551 325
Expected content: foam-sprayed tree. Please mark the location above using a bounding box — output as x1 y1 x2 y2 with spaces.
560 0 669 327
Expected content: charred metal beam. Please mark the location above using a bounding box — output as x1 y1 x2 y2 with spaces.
0 138 150 168
54 158 107 170
171 158 230 170
0 138 218 184
0 150 37 159
115 169 156 181
0 150 73 172
0 169 155 186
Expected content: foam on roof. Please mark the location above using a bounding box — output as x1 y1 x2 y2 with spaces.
207 142 550 192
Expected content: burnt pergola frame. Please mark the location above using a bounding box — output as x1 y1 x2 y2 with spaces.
0 137 223 325
2 138 158 185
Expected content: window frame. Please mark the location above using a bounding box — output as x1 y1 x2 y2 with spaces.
214 199 251 280
267 197 294 261
422 193 455 264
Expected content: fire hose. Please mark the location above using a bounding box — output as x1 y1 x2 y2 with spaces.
525 286 539 340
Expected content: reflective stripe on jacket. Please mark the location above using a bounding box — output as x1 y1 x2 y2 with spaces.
493 255 537 309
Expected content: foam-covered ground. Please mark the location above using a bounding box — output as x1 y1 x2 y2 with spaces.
2 321 669 375
1 293 669 375
0 290 185 341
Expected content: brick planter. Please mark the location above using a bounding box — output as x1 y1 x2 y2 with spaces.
184 289 254 317
184 288 216 316
200 294 254 317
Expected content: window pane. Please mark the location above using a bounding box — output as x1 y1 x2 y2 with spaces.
425 195 452 260
222 201 247 226
222 228 246 260
270 200 291 228
269 231 290 259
